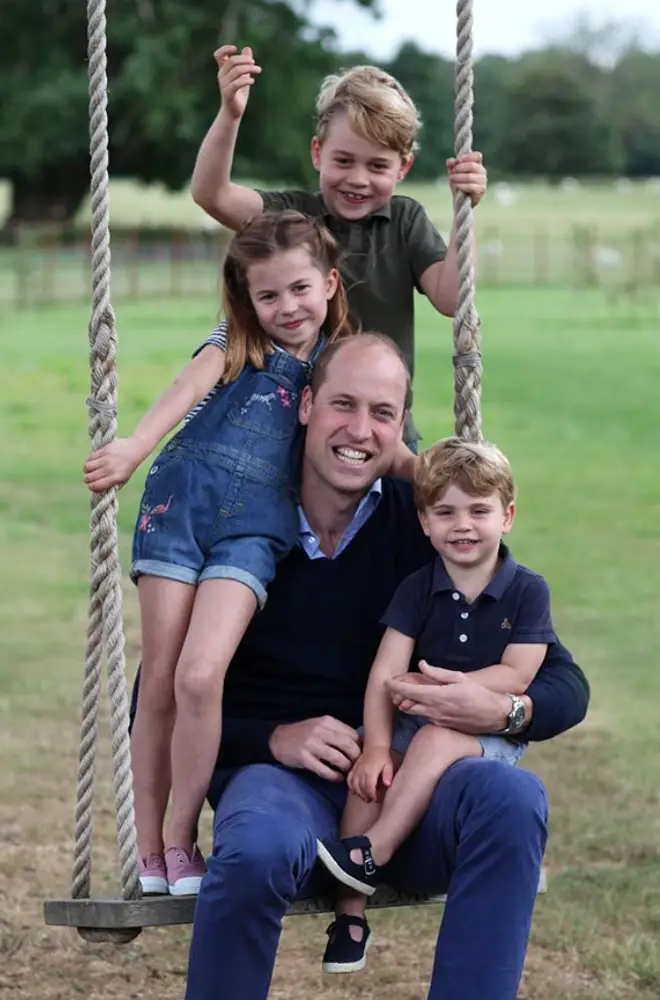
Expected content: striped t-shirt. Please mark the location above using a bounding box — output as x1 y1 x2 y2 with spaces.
183 319 229 424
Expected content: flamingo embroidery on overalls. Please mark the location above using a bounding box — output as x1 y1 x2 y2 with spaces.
138 495 173 533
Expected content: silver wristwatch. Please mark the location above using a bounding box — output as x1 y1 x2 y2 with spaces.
499 694 526 735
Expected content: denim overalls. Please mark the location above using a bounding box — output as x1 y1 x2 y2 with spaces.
131 342 322 607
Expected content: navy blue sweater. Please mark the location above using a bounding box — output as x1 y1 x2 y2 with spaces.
216 478 589 766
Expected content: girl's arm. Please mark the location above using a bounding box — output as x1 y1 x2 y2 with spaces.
83 344 227 492
362 628 416 749
468 643 548 696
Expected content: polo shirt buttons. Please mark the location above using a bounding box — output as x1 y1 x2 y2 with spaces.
459 634 468 643
460 612 469 619
452 592 460 601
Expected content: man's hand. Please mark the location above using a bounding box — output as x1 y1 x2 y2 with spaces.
447 151 487 206
83 437 145 493
387 660 512 734
388 671 433 714
269 716 361 782
348 746 394 803
214 45 261 121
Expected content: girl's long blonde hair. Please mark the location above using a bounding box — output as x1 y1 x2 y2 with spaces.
221 210 356 383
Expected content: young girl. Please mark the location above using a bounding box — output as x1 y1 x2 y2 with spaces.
83 210 355 896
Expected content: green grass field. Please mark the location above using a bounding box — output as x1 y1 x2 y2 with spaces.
1 283 659 999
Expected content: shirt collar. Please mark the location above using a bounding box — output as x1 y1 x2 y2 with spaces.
431 543 517 600
297 478 383 554
317 193 392 223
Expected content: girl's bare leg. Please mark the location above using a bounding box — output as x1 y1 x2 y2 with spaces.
166 578 258 853
131 576 196 857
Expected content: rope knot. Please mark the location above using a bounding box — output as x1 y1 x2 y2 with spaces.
86 396 117 417
452 351 482 370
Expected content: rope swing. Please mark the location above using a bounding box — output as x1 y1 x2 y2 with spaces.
452 0 482 444
44 0 482 943
71 0 141 941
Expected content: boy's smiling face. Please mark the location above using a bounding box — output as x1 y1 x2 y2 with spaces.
311 113 412 221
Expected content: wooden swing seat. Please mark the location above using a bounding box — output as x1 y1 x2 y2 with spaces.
44 871 546 943
46 0 533 951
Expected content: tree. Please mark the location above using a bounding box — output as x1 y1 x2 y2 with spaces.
495 53 618 179
473 55 513 173
609 51 660 177
0 0 377 227
384 43 454 180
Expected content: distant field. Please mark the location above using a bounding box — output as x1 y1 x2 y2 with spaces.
2 176 660 306
3 175 660 234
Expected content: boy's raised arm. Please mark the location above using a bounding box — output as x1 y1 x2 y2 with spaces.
191 45 264 229
418 152 488 318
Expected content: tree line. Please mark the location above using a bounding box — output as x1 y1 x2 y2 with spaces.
1 0 659 226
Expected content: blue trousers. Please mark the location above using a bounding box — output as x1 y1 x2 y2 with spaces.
186 759 548 1000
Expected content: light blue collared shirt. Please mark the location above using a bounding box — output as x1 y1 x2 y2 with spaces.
297 479 383 560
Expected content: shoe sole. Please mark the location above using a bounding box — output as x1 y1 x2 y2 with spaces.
316 840 377 896
168 875 204 897
323 932 373 974
139 875 168 895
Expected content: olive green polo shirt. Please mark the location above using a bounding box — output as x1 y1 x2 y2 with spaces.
258 190 447 444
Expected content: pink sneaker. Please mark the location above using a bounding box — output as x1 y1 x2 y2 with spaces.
165 845 207 896
139 853 168 895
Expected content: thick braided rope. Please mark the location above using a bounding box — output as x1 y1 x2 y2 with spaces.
71 0 141 902
452 0 482 443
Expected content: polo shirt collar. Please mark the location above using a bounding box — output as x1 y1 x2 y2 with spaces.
316 193 392 223
431 543 517 600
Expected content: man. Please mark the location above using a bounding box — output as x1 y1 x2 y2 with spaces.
134 333 589 1000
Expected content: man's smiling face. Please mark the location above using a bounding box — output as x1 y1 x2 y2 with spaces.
299 336 408 499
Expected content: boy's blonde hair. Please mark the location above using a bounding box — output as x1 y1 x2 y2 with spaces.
315 65 421 160
414 437 516 511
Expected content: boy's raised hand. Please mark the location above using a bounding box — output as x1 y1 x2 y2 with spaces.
447 151 488 206
214 44 262 120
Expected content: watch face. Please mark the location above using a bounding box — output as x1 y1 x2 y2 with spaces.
510 701 525 731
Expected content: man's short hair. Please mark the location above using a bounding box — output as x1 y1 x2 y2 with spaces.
309 332 412 412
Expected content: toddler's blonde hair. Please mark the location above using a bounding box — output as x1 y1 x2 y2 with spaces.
415 437 516 511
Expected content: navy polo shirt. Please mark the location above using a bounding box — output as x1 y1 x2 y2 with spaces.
381 545 556 672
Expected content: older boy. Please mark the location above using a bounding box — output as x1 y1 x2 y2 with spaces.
191 48 487 446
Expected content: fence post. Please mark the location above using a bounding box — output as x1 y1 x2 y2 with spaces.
14 226 31 308
169 232 184 297
534 226 548 286
43 225 57 303
128 232 140 297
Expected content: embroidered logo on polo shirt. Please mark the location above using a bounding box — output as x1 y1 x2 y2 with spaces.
501 618 512 629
